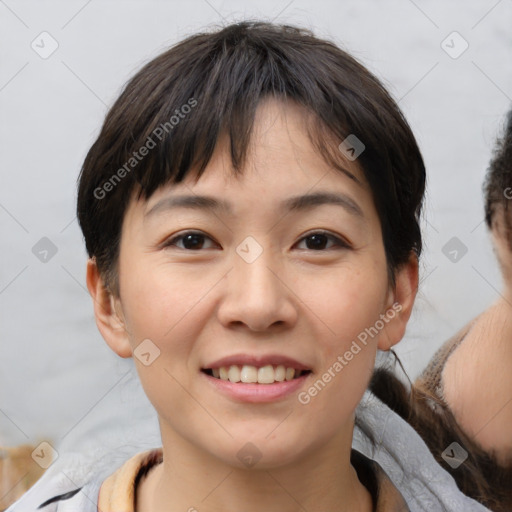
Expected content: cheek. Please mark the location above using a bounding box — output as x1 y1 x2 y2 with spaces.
119 259 212 345
118 264 212 418
302 260 389 349
295 258 389 404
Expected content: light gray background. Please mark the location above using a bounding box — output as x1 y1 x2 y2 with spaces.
1 0 511 462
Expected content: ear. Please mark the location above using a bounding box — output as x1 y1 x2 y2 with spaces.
86 258 132 358
378 253 419 351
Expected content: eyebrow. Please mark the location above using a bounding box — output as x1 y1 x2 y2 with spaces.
145 191 364 219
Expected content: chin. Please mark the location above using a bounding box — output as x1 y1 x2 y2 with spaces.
206 430 317 471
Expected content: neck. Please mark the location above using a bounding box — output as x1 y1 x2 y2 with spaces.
138 422 372 512
478 296 512 353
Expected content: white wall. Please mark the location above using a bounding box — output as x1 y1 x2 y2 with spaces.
0 0 511 459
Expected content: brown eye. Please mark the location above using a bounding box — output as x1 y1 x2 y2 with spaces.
296 231 351 251
163 231 218 250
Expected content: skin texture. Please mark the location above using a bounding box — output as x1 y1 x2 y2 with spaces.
442 211 512 466
87 98 418 512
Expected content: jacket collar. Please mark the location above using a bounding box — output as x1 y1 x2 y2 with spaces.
97 447 408 512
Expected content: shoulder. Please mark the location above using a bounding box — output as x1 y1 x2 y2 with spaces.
6 448 162 512
5 476 102 512
354 390 493 512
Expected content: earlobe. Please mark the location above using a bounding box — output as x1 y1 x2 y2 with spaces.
378 253 419 351
86 259 133 358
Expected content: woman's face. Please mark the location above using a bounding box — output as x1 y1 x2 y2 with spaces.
96 98 414 469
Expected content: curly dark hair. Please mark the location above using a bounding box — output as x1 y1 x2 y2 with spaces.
484 109 512 245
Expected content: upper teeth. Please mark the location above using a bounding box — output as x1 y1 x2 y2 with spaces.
212 365 299 384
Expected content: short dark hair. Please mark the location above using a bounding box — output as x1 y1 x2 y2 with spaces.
77 21 426 294
484 109 512 242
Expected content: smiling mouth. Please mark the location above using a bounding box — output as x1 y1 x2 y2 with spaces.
202 364 312 384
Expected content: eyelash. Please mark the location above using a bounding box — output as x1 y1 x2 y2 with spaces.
161 230 352 252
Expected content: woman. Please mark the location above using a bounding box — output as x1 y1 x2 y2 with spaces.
8 21 491 512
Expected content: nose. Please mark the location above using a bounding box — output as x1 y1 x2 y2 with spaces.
216 246 298 332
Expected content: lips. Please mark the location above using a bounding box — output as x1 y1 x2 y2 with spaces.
202 355 312 385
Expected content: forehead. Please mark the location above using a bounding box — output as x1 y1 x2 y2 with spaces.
127 98 375 225
160 100 363 195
